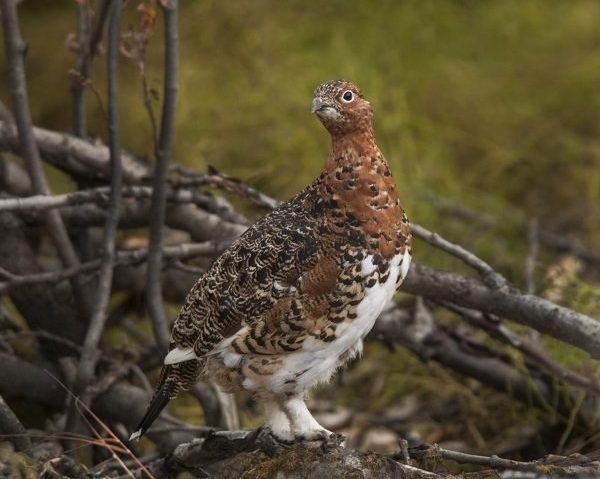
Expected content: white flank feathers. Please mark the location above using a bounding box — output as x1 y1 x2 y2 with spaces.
263 252 403 393
164 347 197 365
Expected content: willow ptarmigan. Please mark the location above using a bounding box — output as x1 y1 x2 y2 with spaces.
130 80 412 442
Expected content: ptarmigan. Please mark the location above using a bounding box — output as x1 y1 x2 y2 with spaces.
130 80 412 442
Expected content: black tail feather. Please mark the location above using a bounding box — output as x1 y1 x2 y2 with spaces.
129 384 171 442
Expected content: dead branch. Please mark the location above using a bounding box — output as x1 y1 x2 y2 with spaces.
172 165 280 210
408 443 600 477
0 0 89 315
373 305 554 410
70 0 91 137
0 241 223 293
403 264 600 359
0 211 85 353
0 120 148 181
0 392 30 452
0 351 66 409
89 0 109 59
410 444 538 472
0 352 193 454
0 155 30 195
68 0 124 433
410 223 506 288
0 185 227 213
442 303 600 396
145 0 180 352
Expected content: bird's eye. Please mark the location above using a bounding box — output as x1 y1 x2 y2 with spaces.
341 90 354 102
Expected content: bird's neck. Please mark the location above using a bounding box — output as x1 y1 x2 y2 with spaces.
323 127 390 178
327 127 380 164
315 128 405 258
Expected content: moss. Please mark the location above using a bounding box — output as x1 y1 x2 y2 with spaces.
0 444 38 479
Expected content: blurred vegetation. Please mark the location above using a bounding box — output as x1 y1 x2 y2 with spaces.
1 0 599 458
3 0 599 281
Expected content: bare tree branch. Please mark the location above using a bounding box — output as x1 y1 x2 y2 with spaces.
0 120 148 181
0 212 85 353
410 223 506 288
403 264 600 359
172 165 280 210
68 0 124 432
442 302 600 396
0 351 66 409
408 443 600 477
374 305 554 410
0 185 237 214
71 0 91 137
0 392 31 452
0 155 30 195
0 0 89 314
145 0 179 352
89 0 109 58
0 241 223 293
0 352 192 454
408 443 536 472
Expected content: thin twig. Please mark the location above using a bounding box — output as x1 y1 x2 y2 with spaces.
442 302 600 397
403 264 600 359
0 185 230 213
71 0 91 137
408 443 539 472
145 0 179 352
67 0 124 435
74 0 123 386
0 241 221 293
172 165 280 210
409 223 507 289
49 371 156 479
69 0 99 288
89 0 109 58
0 0 89 315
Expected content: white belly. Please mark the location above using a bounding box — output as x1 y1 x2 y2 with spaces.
262 250 411 393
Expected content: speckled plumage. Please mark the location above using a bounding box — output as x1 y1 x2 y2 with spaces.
131 80 412 442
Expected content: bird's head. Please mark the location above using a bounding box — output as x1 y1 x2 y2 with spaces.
312 80 373 136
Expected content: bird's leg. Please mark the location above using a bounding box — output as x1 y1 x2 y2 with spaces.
282 396 333 441
264 400 293 442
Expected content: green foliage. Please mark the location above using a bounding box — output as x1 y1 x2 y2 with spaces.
8 0 600 273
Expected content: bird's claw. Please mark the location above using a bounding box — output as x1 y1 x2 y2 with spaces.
258 426 345 449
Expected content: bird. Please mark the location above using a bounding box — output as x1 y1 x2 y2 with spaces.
130 79 412 442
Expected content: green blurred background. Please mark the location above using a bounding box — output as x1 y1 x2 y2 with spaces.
4 0 599 286
2 0 600 456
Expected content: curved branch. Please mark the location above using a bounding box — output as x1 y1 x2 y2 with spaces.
403 264 600 358
410 223 506 288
